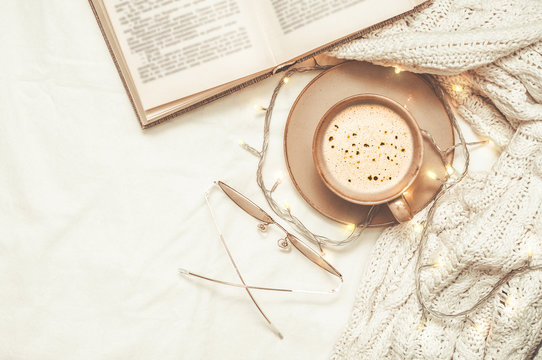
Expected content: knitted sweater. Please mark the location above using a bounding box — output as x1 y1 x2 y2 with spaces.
329 1 542 359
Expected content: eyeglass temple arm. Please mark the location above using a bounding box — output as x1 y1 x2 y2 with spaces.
179 267 340 294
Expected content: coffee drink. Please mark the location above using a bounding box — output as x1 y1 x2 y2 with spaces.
321 103 414 194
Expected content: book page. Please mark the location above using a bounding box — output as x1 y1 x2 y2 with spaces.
102 0 275 110
256 0 420 63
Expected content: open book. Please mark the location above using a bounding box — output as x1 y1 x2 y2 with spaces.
90 0 428 128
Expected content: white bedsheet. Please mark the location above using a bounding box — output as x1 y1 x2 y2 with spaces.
0 1 498 359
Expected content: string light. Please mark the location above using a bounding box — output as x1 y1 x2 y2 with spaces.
433 254 445 268
418 322 425 331
413 223 424 233
452 84 463 92
320 247 327 258
503 292 520 316
427 170 438 180
254 104 267 111
238 139 260 157
271 171 284 192
528 246 533 259
346 223 355 231
283 199 290 210
505 293 518 311
238 62 542 328
446 165 455 176
426 170 447 183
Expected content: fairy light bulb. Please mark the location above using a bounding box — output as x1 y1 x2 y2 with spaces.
346 223 355 231
282 77 290 84
528 246 533 259
433 254 444 268
274 171 284 183
427 170 438 180
505 294 518 311
254 104 267 111
488 139 495 147
238 139 244 146
446 165 455 176
394 66 402 74
283 199 290 210
413 223 424 233
452 84 463 92
270 171 284 192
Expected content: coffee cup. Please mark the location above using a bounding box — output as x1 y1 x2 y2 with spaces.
312 94 423 223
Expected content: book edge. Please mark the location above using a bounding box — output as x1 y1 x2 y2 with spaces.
88 0 147 129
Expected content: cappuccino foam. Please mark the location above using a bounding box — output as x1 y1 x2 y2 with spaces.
322 103 414 193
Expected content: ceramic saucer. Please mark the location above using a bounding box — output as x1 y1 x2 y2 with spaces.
283 61 454 226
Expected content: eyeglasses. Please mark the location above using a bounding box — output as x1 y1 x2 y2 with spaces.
178 181 342 339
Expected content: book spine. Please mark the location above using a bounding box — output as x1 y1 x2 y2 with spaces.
87 0 145 128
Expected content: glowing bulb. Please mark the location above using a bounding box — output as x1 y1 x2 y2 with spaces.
506 294 517 310
320 249 327 258
238 139 244 146
346 223 355 231
504 291 522 314
446 165 455 176
254 104 266 111
394 66 402 74
274 171 284 183
414 223 424 233
283 199 290 210
474 323 483 332
528 246 533 258
427 171 438 180
418 323 424 331
282 77 290 84
452 84 463 92
433 255 444 268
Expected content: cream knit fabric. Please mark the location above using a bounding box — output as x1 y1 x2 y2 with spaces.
329 0 542 359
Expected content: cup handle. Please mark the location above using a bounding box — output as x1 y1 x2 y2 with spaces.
387 194 413 223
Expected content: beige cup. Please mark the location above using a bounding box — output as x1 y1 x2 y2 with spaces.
312 94 424 223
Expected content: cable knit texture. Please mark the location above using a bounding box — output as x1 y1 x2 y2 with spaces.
329 0 542 359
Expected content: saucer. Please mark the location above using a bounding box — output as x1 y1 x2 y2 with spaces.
283 61 454 226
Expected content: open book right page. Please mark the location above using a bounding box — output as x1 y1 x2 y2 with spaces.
253 0 423 64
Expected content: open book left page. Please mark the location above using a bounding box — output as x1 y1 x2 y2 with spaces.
101 0 277 110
